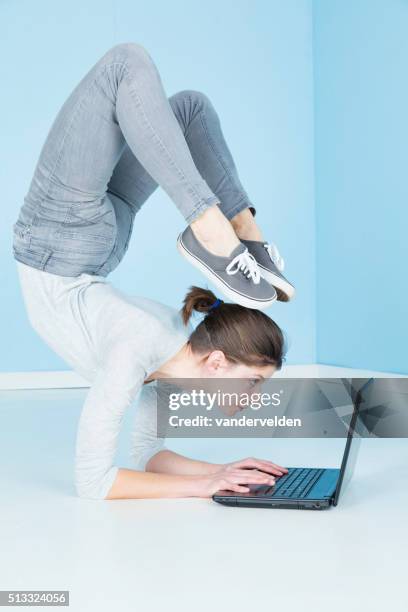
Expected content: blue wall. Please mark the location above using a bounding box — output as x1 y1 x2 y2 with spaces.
0 0 315 372
313 0 408 374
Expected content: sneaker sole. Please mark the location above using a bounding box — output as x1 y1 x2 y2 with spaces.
177 234 277 310
258 265 296 302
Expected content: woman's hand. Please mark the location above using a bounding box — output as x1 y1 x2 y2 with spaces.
104 457 288 500
223 456 288 477
194 465 279 497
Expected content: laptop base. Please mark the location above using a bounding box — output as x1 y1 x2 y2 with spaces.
213 496 332 510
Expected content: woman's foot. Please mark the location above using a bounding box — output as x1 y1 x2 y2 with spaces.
177 225 277 310
231 208 295 301
240 239 295 301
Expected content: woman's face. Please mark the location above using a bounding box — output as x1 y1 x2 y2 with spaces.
170 350 278 416
222 361 276 380
197 350 276 404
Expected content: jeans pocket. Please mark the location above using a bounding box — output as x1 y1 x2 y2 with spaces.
56 195 117 247
12 219 32 249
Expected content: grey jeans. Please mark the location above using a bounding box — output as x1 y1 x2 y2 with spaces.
12 42 254 277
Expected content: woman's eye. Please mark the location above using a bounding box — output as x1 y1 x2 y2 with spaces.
249 378 258 388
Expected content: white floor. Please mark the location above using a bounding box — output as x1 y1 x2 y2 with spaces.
1 365 407 612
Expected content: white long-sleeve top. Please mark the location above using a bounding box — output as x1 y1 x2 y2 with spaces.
16 261 191 500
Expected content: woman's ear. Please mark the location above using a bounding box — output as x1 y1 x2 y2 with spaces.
204 350 229 374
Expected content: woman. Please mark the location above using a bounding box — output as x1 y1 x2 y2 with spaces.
13 43 292 500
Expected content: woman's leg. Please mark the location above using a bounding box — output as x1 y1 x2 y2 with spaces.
20 42 241 267
167 90 294 300
107 80 284 306
112 43 242 257
169 90 263 243
107 87 264 256
22 42 280 304
100 44 261 259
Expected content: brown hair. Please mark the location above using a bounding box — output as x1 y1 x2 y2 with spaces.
181 286 285 369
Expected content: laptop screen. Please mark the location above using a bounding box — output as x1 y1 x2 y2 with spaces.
333 378 373 505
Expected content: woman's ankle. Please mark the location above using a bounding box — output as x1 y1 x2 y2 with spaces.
189 204 241 256
230 208 264 242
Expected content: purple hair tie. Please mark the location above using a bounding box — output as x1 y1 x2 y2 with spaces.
209 298 223 311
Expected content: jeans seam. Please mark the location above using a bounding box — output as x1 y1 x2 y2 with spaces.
185 196 219 224
44 76 103 202
179 92 199 142
45 60 126 203
57 202 116 241
121 63 211 211
43 61 126 235
198 108 252 211
223 198 252 221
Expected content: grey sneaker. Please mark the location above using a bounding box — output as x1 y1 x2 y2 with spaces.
241 239 295 302
177 226 277 310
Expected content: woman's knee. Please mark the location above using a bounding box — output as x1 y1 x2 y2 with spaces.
169 91 215 132
170 89 213 110
105 42 155 69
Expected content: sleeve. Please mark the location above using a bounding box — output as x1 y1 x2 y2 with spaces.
129 381 169 471
74 342 146 500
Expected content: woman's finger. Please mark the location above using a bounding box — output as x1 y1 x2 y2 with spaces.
229 471 275 484
256 464 287 475
247 458 288 474
234 458 286 475
257 460 288 473
230 468 271 478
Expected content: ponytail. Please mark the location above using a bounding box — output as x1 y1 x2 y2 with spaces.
180 286 285 369
181 286 223 325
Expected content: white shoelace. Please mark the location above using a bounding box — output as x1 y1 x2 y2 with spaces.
264 243 285 272
225 248 261 284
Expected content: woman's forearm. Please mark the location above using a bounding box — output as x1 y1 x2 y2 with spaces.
105 467 204 500
105 460 279 500
146 449 222 476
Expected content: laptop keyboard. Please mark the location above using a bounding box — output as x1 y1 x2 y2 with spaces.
269 468 325 498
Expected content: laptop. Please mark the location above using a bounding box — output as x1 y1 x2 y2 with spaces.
212 378 371 510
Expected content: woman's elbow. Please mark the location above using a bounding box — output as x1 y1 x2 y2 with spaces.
75 467 119 500
130 443 165 472
75 480 104 500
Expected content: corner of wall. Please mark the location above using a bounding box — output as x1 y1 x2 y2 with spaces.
310 0 319 365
